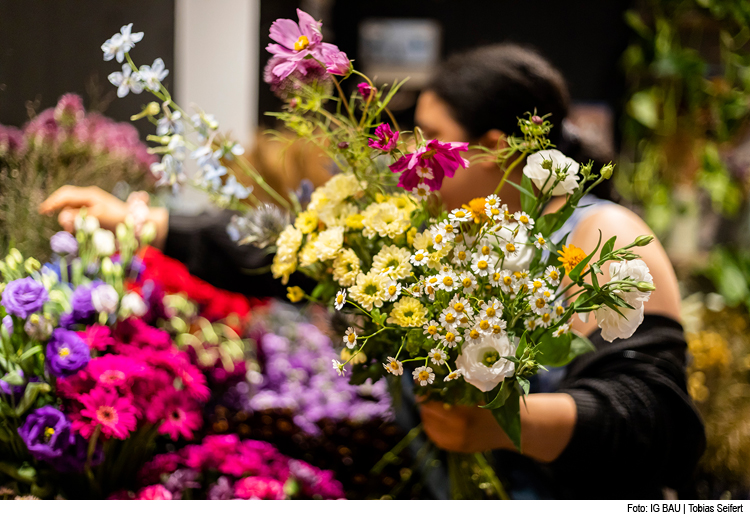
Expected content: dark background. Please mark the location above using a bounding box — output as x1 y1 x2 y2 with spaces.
0 0 175 137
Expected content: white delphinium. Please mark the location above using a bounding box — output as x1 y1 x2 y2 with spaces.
221 175 252 201
101 23 143 63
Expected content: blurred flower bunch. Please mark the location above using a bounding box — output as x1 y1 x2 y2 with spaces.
0 213 210 499
0 93 155 260
116 433 343 500
102 14 657 452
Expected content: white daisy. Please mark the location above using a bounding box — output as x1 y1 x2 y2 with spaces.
334 289 347 310
440 330 462 348
537 310 554 328
452 244 471 268
444 369 463 382
501 238 520 259
416 165 434 180
498 270 515 293
423 320 441 340
470 253 496 277
448 207 473 224
533 233 548 250
479 299 503 322
484 194 501 209
344 327 358 349
545 265 562 286
531 293 550 315
524 318 539 332
529 277 545 293
384 280 402 302
412 183 431 202
332 359 346 376
383 356 404 375
458 271 477 295
486 202 507 223
436 220 458 238
513 211 535 231
430 226 452 251
491 319 508 335
448 294 474 317
429 348 448 366
413 366 436 386
552 301 566 320
463 327 483 342
553 323 571 338
436 269 459 292
439 308 460 330
476 318 493 335
406 282 424 298
410 249 429 267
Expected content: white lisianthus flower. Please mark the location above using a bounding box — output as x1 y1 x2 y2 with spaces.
92 229 116 256
91 284 119 314
595 259 654 342
120 292 148 318
455 334 516 392
523 149 580 196
497 228 534 271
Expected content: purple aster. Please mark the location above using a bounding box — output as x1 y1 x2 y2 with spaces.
45 328 91 378
207 476 234 500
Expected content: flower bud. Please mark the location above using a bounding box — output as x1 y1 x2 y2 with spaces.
600 163 614 180
634 234 654 247
101 257 114 276
531 115 543 125
92 229 116 257
24 258 41 275
9 248 23 265
337 141 349 149
286 286 304 303
541 159 553 171
140 222 157 245
636 281 656 292
116 223 129 242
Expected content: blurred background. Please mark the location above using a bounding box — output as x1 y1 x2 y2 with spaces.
1 0 750 498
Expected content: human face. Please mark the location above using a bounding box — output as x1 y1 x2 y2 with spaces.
415 91 506 210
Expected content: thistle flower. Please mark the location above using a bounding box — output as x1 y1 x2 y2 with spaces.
227 205 290 248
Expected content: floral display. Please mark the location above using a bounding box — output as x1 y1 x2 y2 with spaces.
104 14 657 468
0 93 155 260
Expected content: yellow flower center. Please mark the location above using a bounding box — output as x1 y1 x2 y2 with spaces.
347 334 356 344
336 294 344 304
506 243 516 253
445 313 456 324
533 280 543 290
427 325 438 335
390 361 399 370
537 236 545 244
556 305 565 316
542 313 551 323
470 329 480 340
434 233 443 244
457 251 466 260
487 198 497 206
428 277 438 285
44 427 55 440
444 224 454 233
426 286 435 295
59 347 70 358
479 320 490 331
481 245 491 256
490 207 500 216
536 298 547 309
462 277 472 288
442 276 454 287
445 332 456 342
519 215 529 224
418 371 430 381
454 302 465 313
492 325 503 334
503 276 512 286
455 211 466 219
415 253 424 261
486 307 496 317
477 260 488 270
543 290 552 298
388 286 398 296
294 35 310 51
549 270 559 280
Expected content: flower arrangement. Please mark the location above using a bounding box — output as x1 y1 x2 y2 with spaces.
0 214 210 499
116 434 344 500
0 93 155 261
101 14 656 456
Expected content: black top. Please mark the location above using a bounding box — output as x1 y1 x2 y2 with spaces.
165 212 706 499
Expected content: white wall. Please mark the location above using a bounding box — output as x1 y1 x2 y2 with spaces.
174 0 260 148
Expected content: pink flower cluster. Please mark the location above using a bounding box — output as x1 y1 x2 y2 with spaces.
58 318 208 442
389 139 470 192
120 434 344 500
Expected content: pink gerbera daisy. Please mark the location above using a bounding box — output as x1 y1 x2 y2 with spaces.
85 354 146 389
76 387 138 440
147 388 203 441
77 324 115 352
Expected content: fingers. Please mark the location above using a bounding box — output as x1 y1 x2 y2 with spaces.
57 207 80 232
39 186 98 215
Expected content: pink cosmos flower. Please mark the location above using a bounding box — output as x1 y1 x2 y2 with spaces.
147 388 203 441
77 324 115 352
389 139 470 191
358 82 376 100
75 387 138 440
85 354 146 389
234 476 286 500
368 123 399 151
266 9 343 80
322 47 351 75
136 484 173 500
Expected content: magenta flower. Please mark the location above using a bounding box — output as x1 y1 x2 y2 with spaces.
358 82 376 100
368 123 399 152
234 476 286 500
147 387 203 441
389 139 470 191
322 47 351 75
266 9 342 80
136 484 172 500
75 386 138 440
85 354 146 389
77 324 115 352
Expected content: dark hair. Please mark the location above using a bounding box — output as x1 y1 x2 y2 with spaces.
427 43 617 201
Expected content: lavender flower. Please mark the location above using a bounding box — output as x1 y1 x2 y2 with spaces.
50 231 78 255
45 328 90 378
1 278 48 319
207 476 234 500
2 315 13 335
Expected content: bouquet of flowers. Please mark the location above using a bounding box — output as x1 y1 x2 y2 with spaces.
115 434 344 500
0 214 213 499
102 13 656 475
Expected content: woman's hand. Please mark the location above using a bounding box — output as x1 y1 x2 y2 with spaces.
420 400 510 453
39 185 169 250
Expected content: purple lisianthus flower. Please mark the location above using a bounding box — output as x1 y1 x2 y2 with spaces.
1 278 48 319
3 315 13 335
358 82 376 100
46 328 90 378
322 47 351 76
50 231 78 255
61 281 104 327
17 406 75 466
368 123 399 152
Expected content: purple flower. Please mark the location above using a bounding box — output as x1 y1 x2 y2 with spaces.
208 476 234 500
265 9 342 80
368 123 399 152
53 94 85 128
358 82 376 100
3 315 13 336
0 125 24 156
322 47 351 76
62 281 104 327
16 406 92 471
263 56 330 99
50 231 78 255
164 469 201 500
46 328 90 378
1 278 48 319
0 369 25 400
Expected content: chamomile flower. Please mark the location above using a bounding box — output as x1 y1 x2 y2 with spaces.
459 271 477 295
452 244 471 268
464 327 483 342
553 323 571 338
501 237 520 258
448 207 473 224
348 272 388 311
531 293 551 315
406 282 424 297
533 233 548 250
383 356 404 375
410 249 429 267
448 294 474 317
430 226 452 250
529 277 546 293
498 270 514 293
423 320 441 340
444 369 463 382
439 308 460 330
332 359 346 376
513 211 535 231
492 319 508 335
437 269 459 292
484 194 501 209
413 366 436 386
524 318 539 332
545 265 562 286
437 220 458 238
416 165 434 180
470 253 496 277
537 310 554 328
429 349 448 366
343 327 358 349
372 245 413 280
552 301 566 320
334 289 347 310
476 318 493 335
424 282 438 301
486 202 507 222
412 183 431 202
440 331 462 348
479 299 503 322
384 280 402 302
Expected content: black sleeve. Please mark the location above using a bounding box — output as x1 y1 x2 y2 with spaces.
163 210 314 299
550 315 706 499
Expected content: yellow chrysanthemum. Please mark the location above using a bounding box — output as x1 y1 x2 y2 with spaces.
412 231 433 251
386 297 428 327
297 235 319 267
389 193 418 217
271 257 297 285
286 286 305 303
372 245 413 280
557 244 587 274
361 202 410 239
294 210 319 234
345 213 365 230
332 248 361 287
348 272 389 311
313 227 344 261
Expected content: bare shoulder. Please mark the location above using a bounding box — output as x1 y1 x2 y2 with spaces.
568 203 683 322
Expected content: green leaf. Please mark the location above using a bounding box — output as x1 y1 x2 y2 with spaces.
536 330 572 366
18 345 42 362
480 380 512 410
505 179 537 206
600 236 617 259
569 230 602 282
491 391 521 452
518 378 530 396
1 371 24 386
519 176 537 213
570 333 596 358
13 382 42 417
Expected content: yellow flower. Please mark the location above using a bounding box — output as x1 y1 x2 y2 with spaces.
557 244 587 274
341 348 366 365
345 213 365 230
388 193 418 217
372 245 413 280
271 257 297 285
294 210 319 234
286 286 305 303
406 227 418 246
313 227 344 261
332 248 361 287
464 198 488 224
348 272 389 311
298 235 319 267
386 297 428 327
361 202 410 239
412 231 433 251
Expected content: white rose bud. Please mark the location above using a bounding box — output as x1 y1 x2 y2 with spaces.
91 284 119 314
120 292 148 318
92 229 116 256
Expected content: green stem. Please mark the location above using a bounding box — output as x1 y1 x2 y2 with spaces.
474 452 510 500
493 152 527 195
